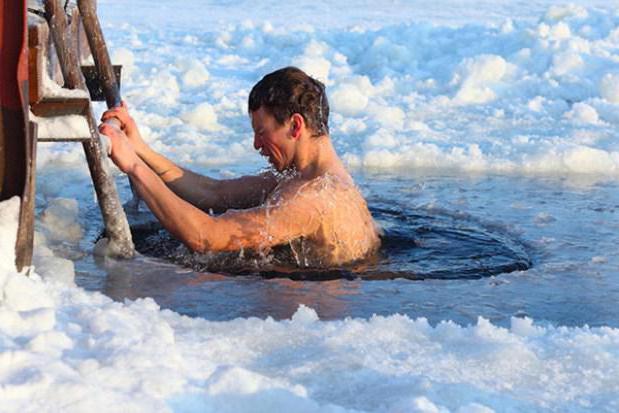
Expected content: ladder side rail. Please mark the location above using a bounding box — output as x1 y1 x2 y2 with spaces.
77 0 121 108
44 0 134 257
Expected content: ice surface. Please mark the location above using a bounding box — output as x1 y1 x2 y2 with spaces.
7 1 619 411
1 227 619 413
39 0 613 178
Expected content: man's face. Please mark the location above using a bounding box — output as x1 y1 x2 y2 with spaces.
251 107 293 171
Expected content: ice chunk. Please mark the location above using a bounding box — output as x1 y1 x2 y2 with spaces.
39 198 83 243
205 365 307 397
290 304 319 325
331 83 369 116
181 61 210 88
32 254 75 287
599 73 619 103
111 48 135 77
452 55 508 104
181 103 223 131
564 102 600 124
0 197 20 274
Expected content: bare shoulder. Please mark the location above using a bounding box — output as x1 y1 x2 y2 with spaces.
227 170 279 188
211 170 279 210
267 172 354 205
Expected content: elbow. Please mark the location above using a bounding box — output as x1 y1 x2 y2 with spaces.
181 219 212 253
182 220 228 253
180 226 207 252
188 235 237 253
185 237 207 253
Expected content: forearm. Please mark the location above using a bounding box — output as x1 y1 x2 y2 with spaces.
135 145 219 210
131 137 276 212
125 160 317 254
129 160 251 252
136 144 183 180
129 160 212 251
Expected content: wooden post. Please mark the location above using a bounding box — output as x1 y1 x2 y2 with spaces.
15 122 37 272
77 0 120 108
77 0 141 210
44 0 134 257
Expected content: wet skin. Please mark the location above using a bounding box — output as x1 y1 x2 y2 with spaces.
99 103 380 266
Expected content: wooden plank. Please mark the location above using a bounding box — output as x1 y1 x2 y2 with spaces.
1 0 29 202
38 136 91 142
30 96 90 117
15 122 37 272
28 4 91 104
28 20 47 104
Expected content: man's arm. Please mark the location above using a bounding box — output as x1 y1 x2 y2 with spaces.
157 165 278 213
203 182 324 251
130 158 321 253
100 123 321 253
102 103 277 211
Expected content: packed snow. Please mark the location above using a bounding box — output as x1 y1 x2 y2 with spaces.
1 200 619 411
3 0 619 412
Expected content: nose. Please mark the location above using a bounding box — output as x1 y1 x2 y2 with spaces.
253 134 262 150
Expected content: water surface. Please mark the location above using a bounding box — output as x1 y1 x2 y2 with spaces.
67 171 619 327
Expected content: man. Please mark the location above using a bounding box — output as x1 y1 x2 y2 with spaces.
99 67 380 267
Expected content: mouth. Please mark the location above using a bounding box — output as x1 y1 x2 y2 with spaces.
260 151 274 164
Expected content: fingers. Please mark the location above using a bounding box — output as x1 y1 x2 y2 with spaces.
99 133 113 156
100 104 131 125
104 117 123 129
98 123 117 156
98 122 114 134
98 122 123 138
98 122 111 135
100 110 122 126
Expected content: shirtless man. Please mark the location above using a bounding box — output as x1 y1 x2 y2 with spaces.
99 66 380 267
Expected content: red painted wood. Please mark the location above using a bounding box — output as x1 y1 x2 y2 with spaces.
0 0 29 110
1 0 35 271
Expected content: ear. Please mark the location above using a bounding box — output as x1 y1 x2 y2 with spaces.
289 113 304 140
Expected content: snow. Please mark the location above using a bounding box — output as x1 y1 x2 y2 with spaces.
31 113 91 141
41 71 89 100
1 210 618 412
599 73 619 103
0 197 20 274
181 103 222 132
451 55 509 105
6 0 619 411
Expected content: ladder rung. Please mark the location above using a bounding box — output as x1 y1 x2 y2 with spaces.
31 96 90 117
38 136 92 142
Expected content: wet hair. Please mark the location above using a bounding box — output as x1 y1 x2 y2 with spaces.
248 66 329 137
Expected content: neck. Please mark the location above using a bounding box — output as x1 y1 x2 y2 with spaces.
294 134 340 179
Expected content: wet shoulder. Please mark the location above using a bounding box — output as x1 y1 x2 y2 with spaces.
268 172 355 206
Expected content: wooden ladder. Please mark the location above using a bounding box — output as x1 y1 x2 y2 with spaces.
29 0 134 258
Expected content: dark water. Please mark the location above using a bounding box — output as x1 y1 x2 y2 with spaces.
67 172 619 327
129 203 532 281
